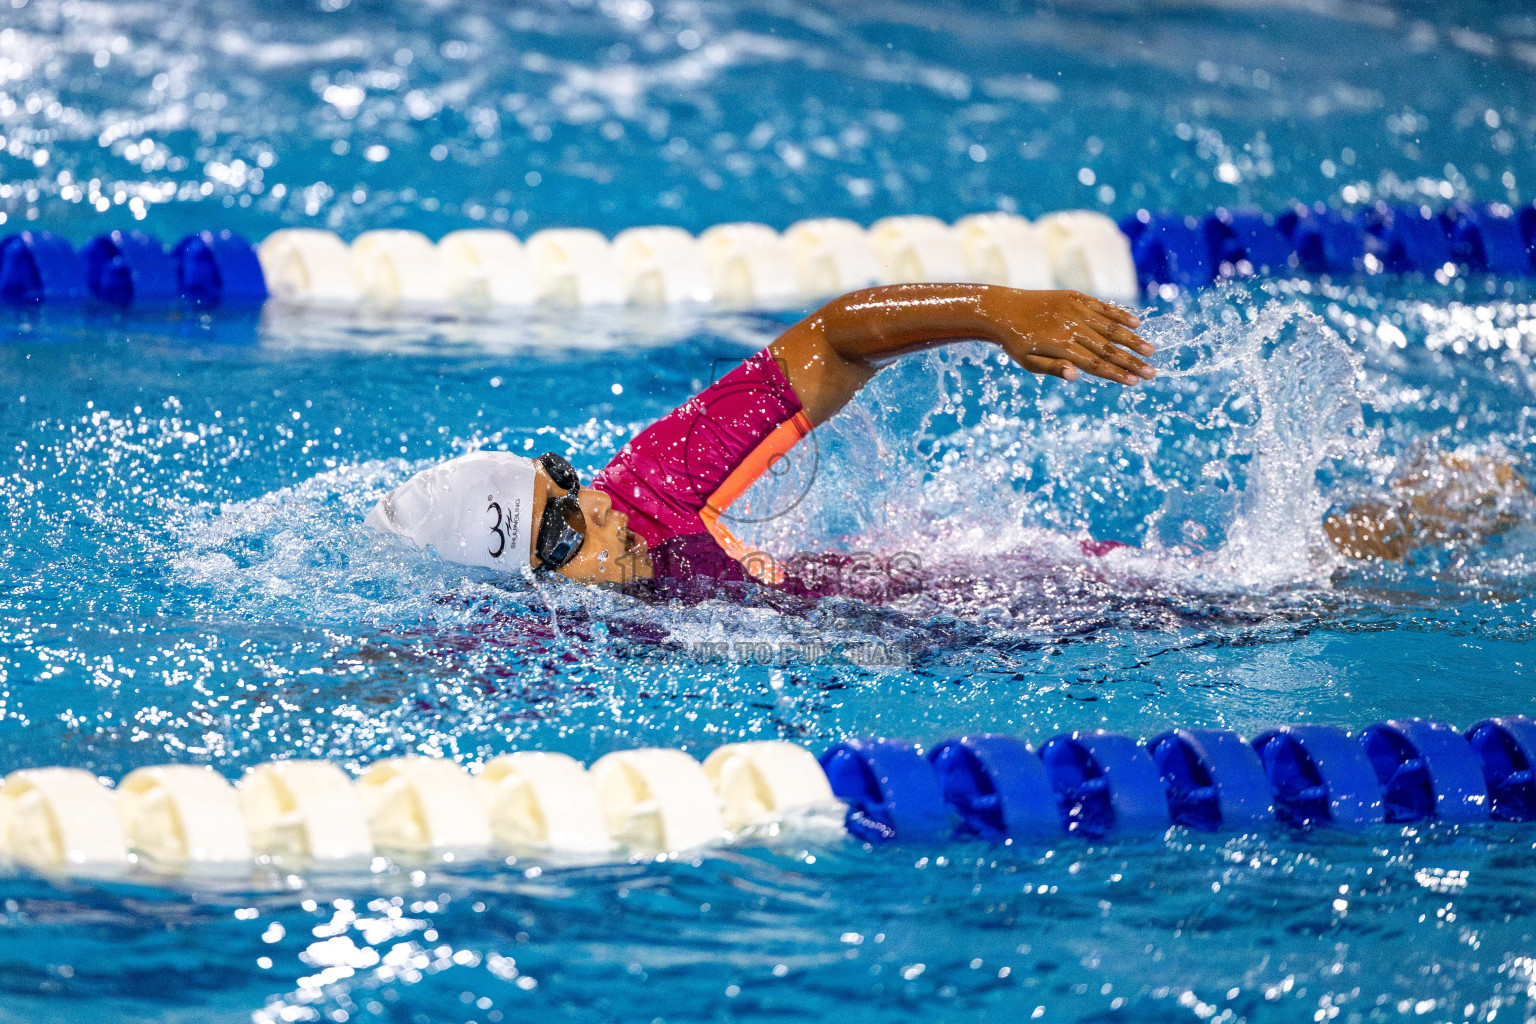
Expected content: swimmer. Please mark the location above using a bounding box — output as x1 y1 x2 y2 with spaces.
1324 450 1531 562
370 282 1527 591
367 283 1154 597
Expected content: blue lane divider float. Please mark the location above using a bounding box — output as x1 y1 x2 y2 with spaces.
1121 200 1536 291
0 228 264 311
824 715 1536 844
817 738 953 843
1360 718 1488 822
1203 209 1296 278
81 230 179 307
1277 206 1366 276
1147 728 1274 830
1251 725 1385 827
1363 206 1455 274
927 734 1059 840
1463 717 1536 820
0 230 88 305
1121 213 1216 291
1443 204 1533 276
1039 730 1170 838
173 230 268 308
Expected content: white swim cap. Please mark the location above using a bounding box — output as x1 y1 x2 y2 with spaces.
367 450 537 570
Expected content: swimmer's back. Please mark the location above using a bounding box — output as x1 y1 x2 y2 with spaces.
593 349 809 589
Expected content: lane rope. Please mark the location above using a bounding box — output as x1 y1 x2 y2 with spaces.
2 717 1534 877
3 202 1531 315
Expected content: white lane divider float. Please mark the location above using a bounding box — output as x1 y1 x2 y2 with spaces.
118 765 253 866
702 741 838 829
525 228 626 306
350 229 447 310
1035 210 1139 302
438 228 535 309
257 228 362 304
699 222 799 308
955 212 1056 290
0 739 870 882
784 217 881 297
613 226 713 306
591 748 726 853
356 757 492 855
239 760 373 862
870 214 971 285
254 210 1142 313
478 752 616 854
0 768 126 869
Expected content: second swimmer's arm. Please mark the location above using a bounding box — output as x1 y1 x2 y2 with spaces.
768 283 1154 426
1324 454 1530 561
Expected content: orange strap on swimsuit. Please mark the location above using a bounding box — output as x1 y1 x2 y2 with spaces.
591 349 810 585
698 410 812 582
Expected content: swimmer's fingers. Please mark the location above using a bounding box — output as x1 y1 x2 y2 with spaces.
1075 303 1154 357
997 323 1131 384
1072 311 1156 376
1018 354 1079 382
1070 292 1144 332
1038 337 1141 386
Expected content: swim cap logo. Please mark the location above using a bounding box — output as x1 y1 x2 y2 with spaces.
485 494 521 560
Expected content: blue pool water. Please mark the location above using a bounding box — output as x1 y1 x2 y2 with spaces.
6 1 1536 1022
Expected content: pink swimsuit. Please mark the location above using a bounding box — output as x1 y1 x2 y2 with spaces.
593 349 811 594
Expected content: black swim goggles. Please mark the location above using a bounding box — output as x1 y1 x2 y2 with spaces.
534 452 587 571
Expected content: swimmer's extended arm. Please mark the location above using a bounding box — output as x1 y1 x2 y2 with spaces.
768 284 1154 426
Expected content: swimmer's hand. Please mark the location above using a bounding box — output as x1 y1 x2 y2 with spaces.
982 289 1153 387
772 284 1155 426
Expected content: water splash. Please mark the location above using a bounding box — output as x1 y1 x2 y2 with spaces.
1156 295 1368 585
731 289 1370 598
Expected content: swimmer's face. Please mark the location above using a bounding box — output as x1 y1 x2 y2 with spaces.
529 466 653 584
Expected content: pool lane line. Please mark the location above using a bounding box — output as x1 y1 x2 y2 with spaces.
0 717 1531 878
3 202 1532 316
